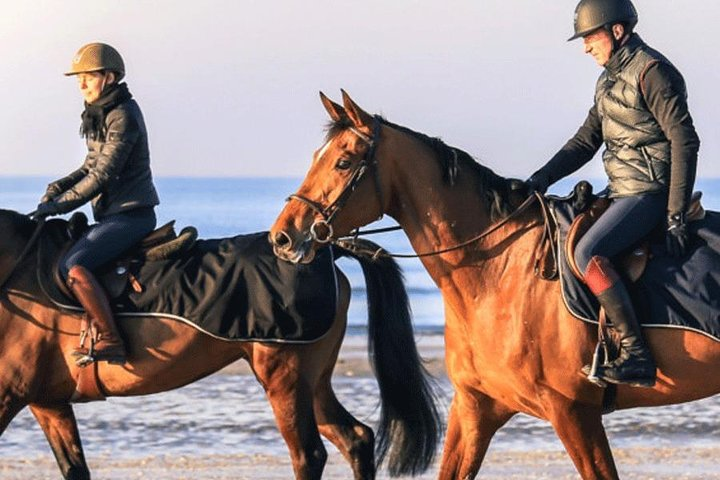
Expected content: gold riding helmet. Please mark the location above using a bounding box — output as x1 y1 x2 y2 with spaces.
65 42 125 80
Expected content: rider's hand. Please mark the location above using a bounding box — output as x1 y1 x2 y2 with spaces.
666 212 689 258
40 182 63 203
32 201 60 221
525 172 550 194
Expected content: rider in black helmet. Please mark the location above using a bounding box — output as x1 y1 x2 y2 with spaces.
526 0 700 387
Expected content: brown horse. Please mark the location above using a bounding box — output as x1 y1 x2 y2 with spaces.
269 90 720 479
0 209 440 480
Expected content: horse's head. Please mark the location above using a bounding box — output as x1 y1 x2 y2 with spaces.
270 91 389 263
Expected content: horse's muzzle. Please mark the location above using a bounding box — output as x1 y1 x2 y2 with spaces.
269 231 316 264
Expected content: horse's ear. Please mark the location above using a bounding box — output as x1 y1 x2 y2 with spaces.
320 91 344 122
341 89 373 129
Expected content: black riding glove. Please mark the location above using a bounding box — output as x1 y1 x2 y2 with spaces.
32 201 61 221
666 212 689 258
525 172 550 194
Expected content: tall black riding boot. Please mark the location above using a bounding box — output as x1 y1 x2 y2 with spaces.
67 265 127 364
584 256 656 387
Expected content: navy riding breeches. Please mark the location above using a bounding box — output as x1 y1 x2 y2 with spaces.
574 193 667 275
60 207 157 279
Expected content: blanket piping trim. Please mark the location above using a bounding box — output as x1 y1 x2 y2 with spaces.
45 300 335 345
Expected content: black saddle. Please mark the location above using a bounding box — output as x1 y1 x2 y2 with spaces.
38 212 198 308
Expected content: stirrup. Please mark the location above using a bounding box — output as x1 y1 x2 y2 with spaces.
583 341 608 388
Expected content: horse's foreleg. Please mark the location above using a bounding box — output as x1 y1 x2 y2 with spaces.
29 403 90 480
313 376 375 480
438 391 514 480
547 399 618 480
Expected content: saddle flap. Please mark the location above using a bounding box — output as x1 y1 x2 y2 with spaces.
564 196 649 283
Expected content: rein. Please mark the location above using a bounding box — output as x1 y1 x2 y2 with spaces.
336 193 543 259
0 217 45 291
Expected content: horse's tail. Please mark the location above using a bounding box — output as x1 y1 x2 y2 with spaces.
334 239 441 476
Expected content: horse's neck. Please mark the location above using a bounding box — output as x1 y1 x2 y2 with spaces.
390 172 547 308
385 154 496 280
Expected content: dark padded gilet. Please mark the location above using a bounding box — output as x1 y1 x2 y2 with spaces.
596 36 680 197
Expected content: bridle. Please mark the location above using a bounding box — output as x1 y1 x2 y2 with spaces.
286 115 385 244
284 115 547 261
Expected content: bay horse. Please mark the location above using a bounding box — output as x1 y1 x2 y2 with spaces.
0 208 440 480
269 90 720 479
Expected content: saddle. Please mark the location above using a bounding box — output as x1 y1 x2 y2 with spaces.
536 182 706 284
40 212 198 307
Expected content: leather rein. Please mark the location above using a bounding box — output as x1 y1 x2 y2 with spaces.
285 116 545 259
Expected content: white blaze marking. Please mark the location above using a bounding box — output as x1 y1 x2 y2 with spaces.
314 140 332 164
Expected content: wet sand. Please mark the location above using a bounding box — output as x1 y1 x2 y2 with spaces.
2 333 719 479
2 446 719 479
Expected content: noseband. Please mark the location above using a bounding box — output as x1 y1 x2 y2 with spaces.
286 115 385 243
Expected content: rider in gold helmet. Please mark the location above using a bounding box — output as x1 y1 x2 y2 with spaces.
526 0 700 387
34 43 160 365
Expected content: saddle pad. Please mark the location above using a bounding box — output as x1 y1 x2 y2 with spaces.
40 223 338 343
550 197 720 342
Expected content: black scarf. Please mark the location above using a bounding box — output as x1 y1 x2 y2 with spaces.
80 82 133 139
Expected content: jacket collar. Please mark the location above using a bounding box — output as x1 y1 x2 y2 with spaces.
605 33 644 75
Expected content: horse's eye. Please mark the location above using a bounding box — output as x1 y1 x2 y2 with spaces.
336 159 352 170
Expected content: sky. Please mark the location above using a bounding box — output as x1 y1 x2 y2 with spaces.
0 0 718 179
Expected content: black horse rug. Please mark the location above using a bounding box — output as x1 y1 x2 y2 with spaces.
38 220 338 344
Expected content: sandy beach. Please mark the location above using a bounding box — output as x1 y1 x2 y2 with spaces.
2 333 718 479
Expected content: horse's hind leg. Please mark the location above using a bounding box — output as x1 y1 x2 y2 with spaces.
314 375 375 480
438 390 515 479
30 403 90 480
256 348 327 480
547 398 618 480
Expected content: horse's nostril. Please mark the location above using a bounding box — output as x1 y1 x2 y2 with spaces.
272 231 292 248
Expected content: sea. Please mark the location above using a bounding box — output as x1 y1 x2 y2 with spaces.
1 176 719 467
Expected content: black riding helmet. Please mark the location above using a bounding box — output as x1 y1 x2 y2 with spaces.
568 0 638 41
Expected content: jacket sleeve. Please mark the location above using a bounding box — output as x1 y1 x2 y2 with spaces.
642 62 700 217
530 105 603 187
53 107 141 213
42 167 87 202
48 168 87 192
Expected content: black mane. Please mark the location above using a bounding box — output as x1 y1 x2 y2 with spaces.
326 118 514 221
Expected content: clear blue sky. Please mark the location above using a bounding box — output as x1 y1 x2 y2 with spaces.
0 0 717 178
